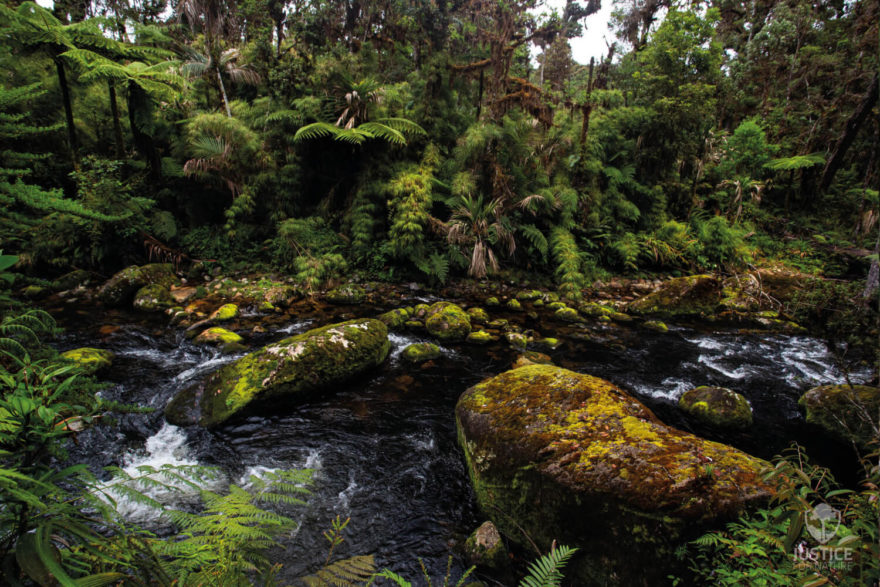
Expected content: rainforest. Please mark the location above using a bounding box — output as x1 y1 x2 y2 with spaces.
0 0 878 584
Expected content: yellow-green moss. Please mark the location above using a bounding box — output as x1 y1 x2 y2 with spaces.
194 327 243 346
455 365 771 583
553 306 579 322
166 318 390 428
467 330 493 345
467 307 490 325
211 303 239 321
424 301 471 341
679 386 753 429
401 342 442 363
60 347 114 375
627 274 721 317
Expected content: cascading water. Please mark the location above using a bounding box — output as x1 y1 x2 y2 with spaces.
58 306 873 582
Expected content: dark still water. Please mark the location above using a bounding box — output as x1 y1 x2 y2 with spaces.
56 302 872 583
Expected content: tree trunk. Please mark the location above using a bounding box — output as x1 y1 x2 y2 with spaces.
127 82 161 180
55 56 78 167
820 73 879 193
216 67 232 117
108 81 125 157
476 68 484 119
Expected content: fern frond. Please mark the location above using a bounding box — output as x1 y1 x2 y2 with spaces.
300 554 376 587
518 544 577 587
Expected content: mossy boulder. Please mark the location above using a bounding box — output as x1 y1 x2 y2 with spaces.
326 284 365 305
210 303 239 322
194 327 243 347
98 264 177 307
424 302 471 342
505 299 522 312
467 307 489 325
505 332 529 350
165 319 390 428
464 521 507 569
643 320 669 332
553 306 579 322
467 330 493 345
798 385 880 449
679 386 753 429
456 365 771 584
60 348 114 375
485 297 500 307
53 269 92 291
132 284 175 312
534 337 562 350
627 274 721 317
377 307 412 330
401 342 442 363
516 290 543 301
547 301 567 311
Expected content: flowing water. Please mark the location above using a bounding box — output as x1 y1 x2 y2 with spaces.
56 302 873 583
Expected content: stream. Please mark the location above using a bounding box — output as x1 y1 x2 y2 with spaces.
55 300 873 583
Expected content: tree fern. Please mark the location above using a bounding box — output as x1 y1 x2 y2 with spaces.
764 153 825 171
550 228 585 300
518 544 577 587
519 224 549 260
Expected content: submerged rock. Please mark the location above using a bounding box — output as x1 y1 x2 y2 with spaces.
456 365 771 584
165 319 390 428
464 521 507 569
60 347 114 375
133 284 175 312
799 384 880 449
424 302 471 342
326 284 365 305
98 264 177 307
679 386 753 429
627 274 721 317
401 342 442 363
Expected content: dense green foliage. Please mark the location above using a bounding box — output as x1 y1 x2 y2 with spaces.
0 0 878 583
0 0 873 285
681 445 880 586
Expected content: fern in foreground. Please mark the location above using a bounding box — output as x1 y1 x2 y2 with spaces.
519 544 578 587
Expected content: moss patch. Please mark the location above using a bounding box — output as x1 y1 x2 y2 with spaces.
166 318 391 428
60 347 114 375
679 386 753 429
467 330 493 345
627 274 721 317
210 303 240 322
401 342 442 363
326 284 366 304
194 327 243 346
424 302 471 342
799 384 880 449
467 307 490 325
99 264 177 307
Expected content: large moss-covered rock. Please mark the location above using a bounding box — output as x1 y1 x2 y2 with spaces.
456 365 771 584
627 274 721 317
679 386 753 429
98 264 177 307
60 348 114 375
326 284 365 305
165 319 390 428
799 385 880 449
424 302 471 342
132 284 175 312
